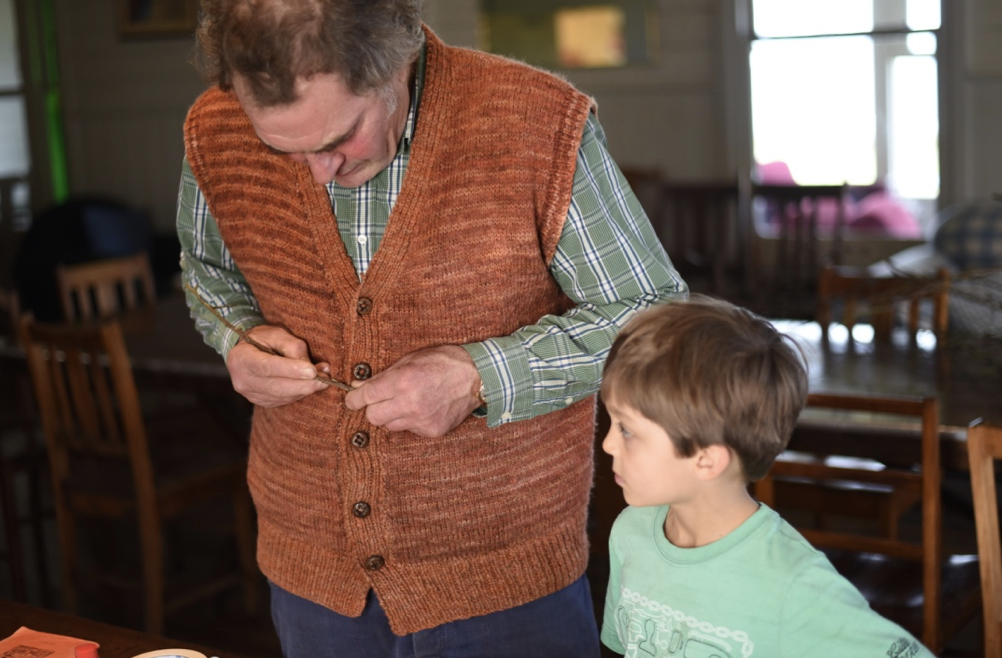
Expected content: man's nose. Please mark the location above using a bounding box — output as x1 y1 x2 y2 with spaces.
303 152 342 184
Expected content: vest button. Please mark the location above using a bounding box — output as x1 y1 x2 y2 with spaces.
365 555 385 571
350 431 370 448
356 297 373 315
353 363 372 380
352 501 371 518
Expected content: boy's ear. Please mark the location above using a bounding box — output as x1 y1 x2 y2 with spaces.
694 444 732 481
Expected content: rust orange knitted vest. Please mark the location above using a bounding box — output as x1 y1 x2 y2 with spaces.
184 29 597 633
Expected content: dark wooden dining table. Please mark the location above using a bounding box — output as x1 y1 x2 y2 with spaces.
0 599 254 658
772 319 1002 470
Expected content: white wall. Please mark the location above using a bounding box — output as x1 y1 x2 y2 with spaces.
53 0 204 232
49 0 1002 234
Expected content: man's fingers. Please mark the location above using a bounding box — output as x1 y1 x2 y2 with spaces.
244 324 312 361
344 377 389 411
226 328 332 407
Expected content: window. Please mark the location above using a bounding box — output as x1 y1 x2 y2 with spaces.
0 0 31 233
749 0 940 228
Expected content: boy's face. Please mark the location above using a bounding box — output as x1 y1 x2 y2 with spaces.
602 397 700 508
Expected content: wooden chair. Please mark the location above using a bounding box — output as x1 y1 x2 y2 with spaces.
751 183 848 317
755 393 981 652
19 315 258 634
968 419 1002 656
0 287 52 603
661 181 742 296
56 252 156 323
817 264 951 344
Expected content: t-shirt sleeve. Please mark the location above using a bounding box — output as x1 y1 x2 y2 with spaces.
780 556 934 658
601 517 627 654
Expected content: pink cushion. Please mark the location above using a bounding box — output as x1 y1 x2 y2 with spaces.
756 161 796 184
848 191 922 238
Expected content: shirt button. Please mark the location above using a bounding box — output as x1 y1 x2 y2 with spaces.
352 502 371 518
353 363 372 379
365 555 385 571
356 297 373 315
357 235 368 244
501 412 512 421
564 397 574 406
350 431 370 448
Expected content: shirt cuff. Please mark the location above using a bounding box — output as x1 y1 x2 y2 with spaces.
461 336 534 427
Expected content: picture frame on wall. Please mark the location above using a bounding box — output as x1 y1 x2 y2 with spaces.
118 0 198 38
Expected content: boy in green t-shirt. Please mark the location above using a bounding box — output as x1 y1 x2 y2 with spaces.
599 295 932 658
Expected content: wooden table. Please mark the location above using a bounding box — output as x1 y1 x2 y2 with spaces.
773 319 1002 470
0 599 253 658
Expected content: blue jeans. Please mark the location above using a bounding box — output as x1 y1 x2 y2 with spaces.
269 574 600 658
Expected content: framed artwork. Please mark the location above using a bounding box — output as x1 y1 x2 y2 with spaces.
118 0 198 38
480 0 658 70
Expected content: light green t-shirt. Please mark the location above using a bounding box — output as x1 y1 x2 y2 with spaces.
602 504 933 658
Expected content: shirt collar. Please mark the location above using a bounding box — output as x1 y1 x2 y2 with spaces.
401 35 427 148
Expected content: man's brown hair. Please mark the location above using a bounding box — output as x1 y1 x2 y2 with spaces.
194 0 424 106
601 296 807 481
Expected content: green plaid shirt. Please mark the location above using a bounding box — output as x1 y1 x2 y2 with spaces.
177 52 686 427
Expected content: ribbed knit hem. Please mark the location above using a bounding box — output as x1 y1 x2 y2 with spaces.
256 516 590 635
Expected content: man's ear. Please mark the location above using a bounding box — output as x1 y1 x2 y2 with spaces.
694 444 732 481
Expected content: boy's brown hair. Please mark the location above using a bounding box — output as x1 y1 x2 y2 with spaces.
600 295 807 481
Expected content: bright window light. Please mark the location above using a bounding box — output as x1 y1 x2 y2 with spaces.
906 31 937 56
750 36 877 185
907 0 942 30
888 55 939 199
753 0 873 38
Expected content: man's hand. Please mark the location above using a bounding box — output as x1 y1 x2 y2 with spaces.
226 324 330 407
344 345 482 437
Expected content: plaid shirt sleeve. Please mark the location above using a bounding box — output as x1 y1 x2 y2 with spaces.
176 158 263 360
463 114 688 426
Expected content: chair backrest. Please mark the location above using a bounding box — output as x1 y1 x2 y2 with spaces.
817 264 950 343
755 392 943 649
56 252 156 322
751 183 848 316
968 419 1002 656
661 181 742 295
19 316 156 506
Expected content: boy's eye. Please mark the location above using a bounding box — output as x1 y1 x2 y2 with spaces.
618 422 632 438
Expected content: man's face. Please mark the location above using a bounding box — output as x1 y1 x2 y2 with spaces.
234 69 410 187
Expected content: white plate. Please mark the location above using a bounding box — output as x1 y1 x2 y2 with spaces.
131 650 208 658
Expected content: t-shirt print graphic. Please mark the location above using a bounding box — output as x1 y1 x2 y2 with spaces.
615 587 754 658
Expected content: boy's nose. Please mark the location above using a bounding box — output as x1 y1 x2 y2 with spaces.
601 432 615 455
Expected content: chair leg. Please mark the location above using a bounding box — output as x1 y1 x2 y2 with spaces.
0 457 29 601
137 512 165 635
54 503 79 615
26 457 53 605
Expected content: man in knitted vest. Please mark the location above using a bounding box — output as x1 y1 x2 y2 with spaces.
177 1 687 656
